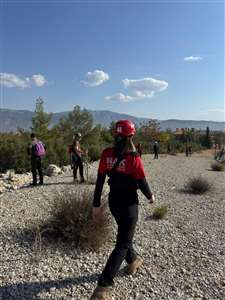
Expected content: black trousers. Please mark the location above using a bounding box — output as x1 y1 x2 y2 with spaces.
98 203 138 287
154 152 159 159
73 156 84 179
31 157 43 184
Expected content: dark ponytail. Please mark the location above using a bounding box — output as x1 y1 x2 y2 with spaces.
113 135 127 158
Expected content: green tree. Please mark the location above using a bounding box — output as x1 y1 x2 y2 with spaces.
31 97 52 138
140 119 161 141
57 105 93 143
136 119 161 153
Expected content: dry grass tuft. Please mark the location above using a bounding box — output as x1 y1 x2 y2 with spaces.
184 176 212 194
211 162 225 172
152 205 168 219
41 188 112 251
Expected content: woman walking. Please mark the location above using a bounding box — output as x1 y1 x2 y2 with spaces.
90 120 154 300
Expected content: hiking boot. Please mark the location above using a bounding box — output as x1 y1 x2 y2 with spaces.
127 257 143 275
89 286 111 300
80 177 85 183
73 177 78 184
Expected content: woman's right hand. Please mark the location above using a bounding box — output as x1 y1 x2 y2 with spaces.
127 136 136 152
149 194 155 204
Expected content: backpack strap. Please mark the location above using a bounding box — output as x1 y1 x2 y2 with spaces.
107 154 124 186
110 150 138 174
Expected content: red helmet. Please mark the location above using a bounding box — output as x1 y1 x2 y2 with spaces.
113 120 136 137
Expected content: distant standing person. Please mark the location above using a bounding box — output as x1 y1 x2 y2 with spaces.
218 147 224 161
136 142 143 157
185 145 189 157
153 141 159 159
27 133 46 186
70 132 87 183
167 144 171 154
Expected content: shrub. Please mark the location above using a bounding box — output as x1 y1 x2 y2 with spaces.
0 132 30 173
184 176 212 194
152 205 168 219
211 162 224 172
42 188 112 251
87 145 102 162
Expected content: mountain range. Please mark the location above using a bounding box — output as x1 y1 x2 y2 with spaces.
0 108 224 132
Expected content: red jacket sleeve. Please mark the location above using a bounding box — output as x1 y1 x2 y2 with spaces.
93 149 109 207
132 156 152 199
132 155 146 180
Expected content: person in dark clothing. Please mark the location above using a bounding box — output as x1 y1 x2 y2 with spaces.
90 120 155 300
27 133 46 186
70 133 87 183
185 145 189 157
136 142 143 157
153 141 159 159
167 144 171 154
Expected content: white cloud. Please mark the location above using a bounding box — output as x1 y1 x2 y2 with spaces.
0 73 29 88
31 74 47 87
105 93 134 102
123 77 168 94
106 77 168 103
0 72 47 88
184 56 203 62
82 69 109 87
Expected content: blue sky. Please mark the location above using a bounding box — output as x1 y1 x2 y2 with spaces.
0 0 224 121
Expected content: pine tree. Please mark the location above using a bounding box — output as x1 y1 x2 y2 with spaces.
57 105 93 143
31 97 52 139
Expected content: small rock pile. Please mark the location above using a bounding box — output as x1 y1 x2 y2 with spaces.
0 170 32 194
0 165 73 194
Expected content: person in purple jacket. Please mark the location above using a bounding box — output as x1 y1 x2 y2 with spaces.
27 133 46 186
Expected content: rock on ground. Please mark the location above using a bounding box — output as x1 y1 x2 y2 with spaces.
45 164 62 177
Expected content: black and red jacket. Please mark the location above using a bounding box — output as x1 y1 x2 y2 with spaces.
93 147 152 207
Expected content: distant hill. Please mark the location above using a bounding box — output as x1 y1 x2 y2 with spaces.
0 108 224 132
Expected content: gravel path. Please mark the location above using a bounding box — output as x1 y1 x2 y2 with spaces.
0 154 225 300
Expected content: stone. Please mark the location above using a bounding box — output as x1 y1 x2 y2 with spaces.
62 166 71 173
46 164 62 176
